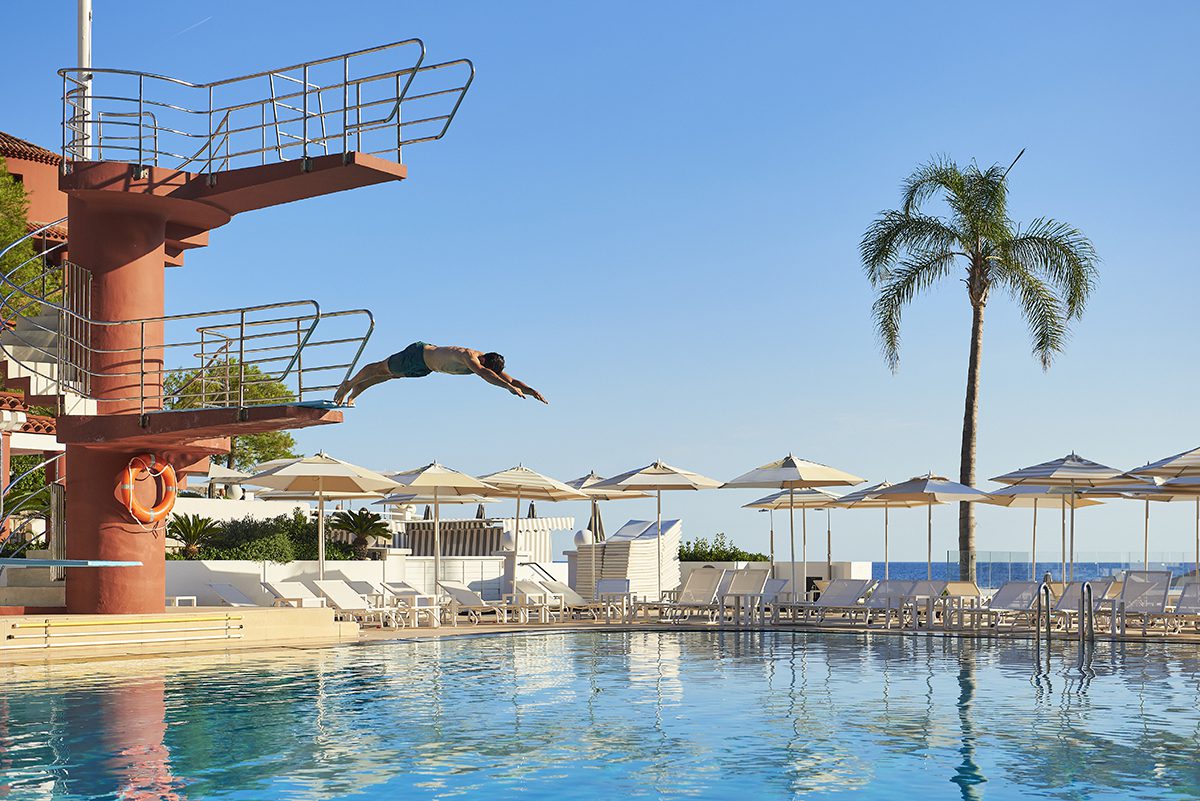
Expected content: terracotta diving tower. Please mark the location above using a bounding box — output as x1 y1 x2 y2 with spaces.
0 39 473 614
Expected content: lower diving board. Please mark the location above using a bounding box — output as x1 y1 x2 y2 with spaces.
0 559 142 568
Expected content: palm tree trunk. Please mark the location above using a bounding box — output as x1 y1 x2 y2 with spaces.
958 301 985 582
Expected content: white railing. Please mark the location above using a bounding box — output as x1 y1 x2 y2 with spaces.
59 39 473 174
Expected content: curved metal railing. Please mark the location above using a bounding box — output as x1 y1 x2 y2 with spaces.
59 38 474 174
1 220 375 414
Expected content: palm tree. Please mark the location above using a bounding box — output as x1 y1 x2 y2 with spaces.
860 156 1098 581
168 513 223 559
329 509 391 560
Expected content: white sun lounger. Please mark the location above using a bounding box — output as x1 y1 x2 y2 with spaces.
594 578 637 622
313 579 398 628
262 580 327 608
438 580 517 625
1107 570 1172 636
208 583 262 607
1168 582 1200 632
788 578 875 624
1053 578 1116 631
718 568 770 624
862 580 916 628
508 580 559 623
349 580 439 627
661 568 727 623
967 581 1041 629
539 579 604 620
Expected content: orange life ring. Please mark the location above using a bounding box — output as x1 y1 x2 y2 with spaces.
118 453 177 525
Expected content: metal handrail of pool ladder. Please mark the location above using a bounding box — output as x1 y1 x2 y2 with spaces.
1079 581 1095 645
1035 578 1053 676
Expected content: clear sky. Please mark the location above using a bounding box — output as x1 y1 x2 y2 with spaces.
4 2 1199 563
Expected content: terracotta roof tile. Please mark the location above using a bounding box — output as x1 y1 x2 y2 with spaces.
0 132 61 166
25 220 68 242
0 392 27 412
20 414 56 435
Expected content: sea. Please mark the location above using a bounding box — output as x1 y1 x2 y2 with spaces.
874 560 1195 586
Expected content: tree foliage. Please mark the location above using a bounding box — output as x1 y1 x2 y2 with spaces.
861 156 1099 370
163 360 297 470
168 511 353 562
329 508 391 560
0 157 60 317
678 533 768 562
168 513 223 559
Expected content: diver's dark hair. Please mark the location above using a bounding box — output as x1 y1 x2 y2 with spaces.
482 352 505 373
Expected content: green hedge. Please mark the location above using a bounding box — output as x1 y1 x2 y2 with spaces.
678 533 768 562
167 511 354 562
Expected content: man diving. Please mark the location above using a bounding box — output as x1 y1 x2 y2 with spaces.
334 342 548 406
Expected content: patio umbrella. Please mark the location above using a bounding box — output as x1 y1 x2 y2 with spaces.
742 487 842 584
475 465 588 595
593 461 721 600
568 471 650 600
236 453 401 580
388 463 494 591
990 453 1126 581
982 485 1103 580
1132 447 1200 575
866 474 990 580
832 482 925 580
723 455 864 600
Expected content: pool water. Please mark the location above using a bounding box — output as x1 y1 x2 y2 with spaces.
1 631 1199 800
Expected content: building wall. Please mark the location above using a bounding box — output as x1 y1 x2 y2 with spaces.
4 155 66 226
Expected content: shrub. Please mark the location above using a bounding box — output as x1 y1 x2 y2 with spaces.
678 533 768 562
329 509 391 560
193 511 353 562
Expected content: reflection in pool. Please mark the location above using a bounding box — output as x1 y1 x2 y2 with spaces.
1 632 1199 800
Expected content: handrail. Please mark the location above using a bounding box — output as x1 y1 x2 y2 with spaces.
1079 581 1095 644
1 222 375 412
59 39 473 174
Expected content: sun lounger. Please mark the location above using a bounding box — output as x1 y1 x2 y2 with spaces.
262 580 326 608
862 580 916 628
966 581 1041 629
746 578 790 624
349 580 439 627
438 579 518 625
1053 578 1115 631
313 579 398 628
538 579 605 620
718 568 770 623
507 580 559 623
1107 570 1172 636
208 583 262 607
1168 582 1200 632
935 580 981 629
789 578 876 625
661 568 727 623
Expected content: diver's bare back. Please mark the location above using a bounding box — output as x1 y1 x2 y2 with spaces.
334 341 548 405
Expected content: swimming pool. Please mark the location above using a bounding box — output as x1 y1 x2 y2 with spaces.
1 631 1198 800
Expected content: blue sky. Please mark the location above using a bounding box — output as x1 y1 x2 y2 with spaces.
4 2 1199 562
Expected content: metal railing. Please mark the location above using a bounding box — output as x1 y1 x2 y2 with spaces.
1 220 375 415
0 452 66 577
60 39 474 174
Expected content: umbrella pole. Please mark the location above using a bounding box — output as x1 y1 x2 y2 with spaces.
788 489 796 602
1144 499 1150 570
1195 497 1198 577
769 509 775 580
1069 479 1076 582
801 504 808 597
591 499 598 600
884 503 889 581
656 489 663 602
433 487 441 595
317 488 326 581
1031 499 1038 581
826 509 832 579
926 504 932 581
1060 502 1066 582
513 489 522 597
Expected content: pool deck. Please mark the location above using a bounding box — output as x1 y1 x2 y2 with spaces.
4 607 1199 665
